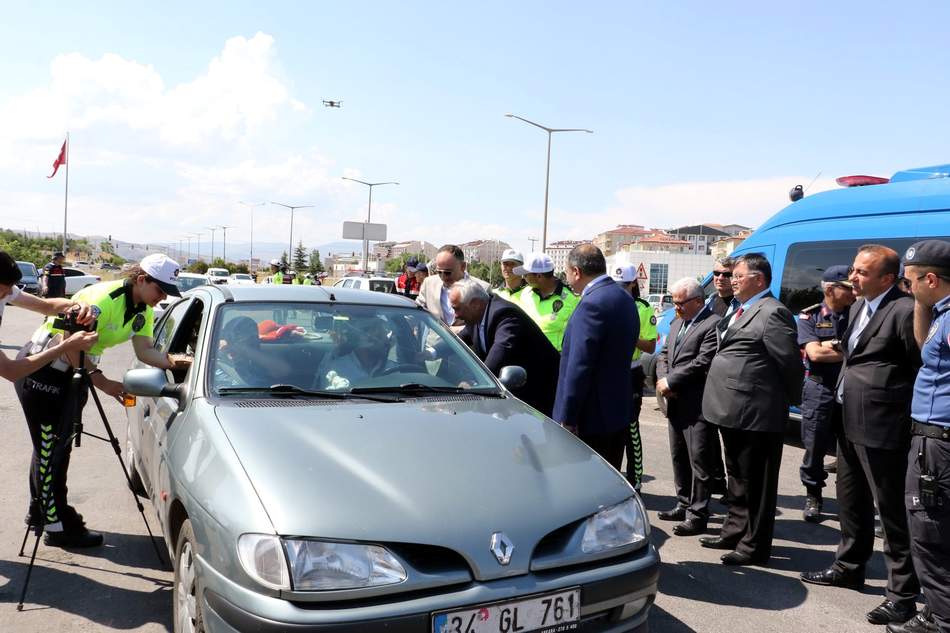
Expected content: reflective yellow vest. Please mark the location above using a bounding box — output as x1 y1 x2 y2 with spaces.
518 281 579 352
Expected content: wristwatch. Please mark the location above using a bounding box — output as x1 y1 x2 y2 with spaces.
830 339 842 352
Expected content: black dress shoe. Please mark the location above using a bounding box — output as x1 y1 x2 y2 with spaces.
799 567 865 589
803 495 822 523
45 527 103 548
699 536 740 550
867 600 916 625
657 506 687 522
886 612 938 633
721 551 766 566
672 518 707 537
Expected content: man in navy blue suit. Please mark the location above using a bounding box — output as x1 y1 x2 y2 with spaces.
553 244 639 469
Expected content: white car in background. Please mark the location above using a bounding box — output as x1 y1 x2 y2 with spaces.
64 267 101 296
206 267 230 285
228 273 256 286
332 276 396 293
154 272 208 321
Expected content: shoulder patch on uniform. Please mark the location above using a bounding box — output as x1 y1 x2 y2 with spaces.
131 313 146 333
635 297 650 308
799 303 821 315
650 315 657 325
552 299 564 313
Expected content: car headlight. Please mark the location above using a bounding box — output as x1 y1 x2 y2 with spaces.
581 496 649 554
283 540 408 591
237 533 290 590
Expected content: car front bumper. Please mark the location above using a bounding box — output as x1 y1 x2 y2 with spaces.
199 543 660 633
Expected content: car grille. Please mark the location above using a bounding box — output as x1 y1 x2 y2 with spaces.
233 400 343 408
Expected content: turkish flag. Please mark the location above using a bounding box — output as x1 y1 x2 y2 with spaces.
47 139 67 178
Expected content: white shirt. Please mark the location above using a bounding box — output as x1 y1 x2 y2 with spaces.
847 287 891 353
581 274 612 298
440 285 455 325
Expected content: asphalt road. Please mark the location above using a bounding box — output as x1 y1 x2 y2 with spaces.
0 306 899 632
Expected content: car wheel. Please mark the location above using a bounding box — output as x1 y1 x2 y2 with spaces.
124 420 146 497
174 519 206 633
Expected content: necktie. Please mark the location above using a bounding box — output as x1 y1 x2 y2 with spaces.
676 321 689 344
848 303 874 353
734 306 744 319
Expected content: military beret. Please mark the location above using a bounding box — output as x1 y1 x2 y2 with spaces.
902 240 950 269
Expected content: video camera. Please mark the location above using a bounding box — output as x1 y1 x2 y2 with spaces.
52 310 96 334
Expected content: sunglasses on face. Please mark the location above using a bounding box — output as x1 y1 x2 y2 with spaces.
713 271 732 278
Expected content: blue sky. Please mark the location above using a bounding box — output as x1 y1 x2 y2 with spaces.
1 1 948 258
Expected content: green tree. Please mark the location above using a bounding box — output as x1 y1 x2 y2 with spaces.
467 260 502 285
280 251 289 267
309 249 324 274
100 241 114 254
293 241 308 271
384 251 427 274
187 261 209 274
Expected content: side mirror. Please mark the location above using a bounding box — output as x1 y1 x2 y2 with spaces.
498 366 527 390
123 368 183 402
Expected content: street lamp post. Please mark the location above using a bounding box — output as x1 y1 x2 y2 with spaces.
341 177 398 272
271 202 313 266
528 237 538 252
184 236 192 263
219 225 232 264
505 114 592 251
239 201 265 272
192 232 202 263
206 227 218 264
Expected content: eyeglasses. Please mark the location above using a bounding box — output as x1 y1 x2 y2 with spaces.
672 297 701 307
712 271 732 278
435 269 455 277
732 272 760 281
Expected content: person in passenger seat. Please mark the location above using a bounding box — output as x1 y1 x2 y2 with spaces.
213 316 292 388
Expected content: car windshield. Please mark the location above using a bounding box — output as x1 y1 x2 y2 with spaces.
233 274 251 280
209 302 498 397
177 276 207 292
209 269 228 276
17 263 36 277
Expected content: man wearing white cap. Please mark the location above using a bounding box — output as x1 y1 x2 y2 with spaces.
494 249 527 302
17 253 191 548
517 253 579 352
613 264 658 490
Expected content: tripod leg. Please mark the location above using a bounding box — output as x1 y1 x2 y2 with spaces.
17 530 42 611
84 380 168 569
18 523 32 557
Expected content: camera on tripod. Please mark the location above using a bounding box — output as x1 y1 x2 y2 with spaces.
52 311 96 334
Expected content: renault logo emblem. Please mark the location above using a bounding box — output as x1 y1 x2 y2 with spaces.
490 532 514 566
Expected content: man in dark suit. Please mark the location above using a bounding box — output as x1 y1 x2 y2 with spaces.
552 244 638 470
450 278 560 417
655 277 722 536
700 253 804 566
801 245 922 627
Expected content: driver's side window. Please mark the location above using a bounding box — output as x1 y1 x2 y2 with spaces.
155 298 206 383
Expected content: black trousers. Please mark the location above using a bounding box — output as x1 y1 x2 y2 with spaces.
623 366 645 487
834 435 919 603
581 430 626 472
906 435 950 630
668 418 718 521
799 379 839 492
15 364 88 532
718 427 784 560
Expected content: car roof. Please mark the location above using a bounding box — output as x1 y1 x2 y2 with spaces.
179 272 206 278
198 284 419 307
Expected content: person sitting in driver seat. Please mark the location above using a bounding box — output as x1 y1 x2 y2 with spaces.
320 317 398 390
213 316 292 388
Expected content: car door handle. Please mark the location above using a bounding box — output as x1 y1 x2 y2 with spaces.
143 404 151 418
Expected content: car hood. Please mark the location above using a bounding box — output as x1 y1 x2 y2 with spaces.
214 398 632 578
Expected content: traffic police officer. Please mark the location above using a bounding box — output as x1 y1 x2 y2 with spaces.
517 253 579 352
797 265 855 521
894 240 950 633
16 254 189 548
42 251 67 299
269 259 283 284
613 264 658 490
494 249 527 301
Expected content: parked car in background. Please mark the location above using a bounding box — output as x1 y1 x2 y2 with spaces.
228 273 256 286
645 293 673 314
154 272 208 321
15 261 40 295
332 275 396 293
123 285 658 633
63 267 101 296
100 262 120 270
206 267 230 285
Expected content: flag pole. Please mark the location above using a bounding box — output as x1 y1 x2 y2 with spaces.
62 132 69 253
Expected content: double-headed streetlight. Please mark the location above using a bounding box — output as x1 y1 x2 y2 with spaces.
505 113 592 251
271 202 313 265
219 225 232 263
206 227 219 263
341 177 399 272
239 201 266 271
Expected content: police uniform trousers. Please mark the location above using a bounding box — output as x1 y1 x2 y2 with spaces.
906 433 950 631
624 365 646 487
581 431 626 471
668 417 719 521
718 427 784 560
834 435 920 603
799 377 839 493
15 363 89 531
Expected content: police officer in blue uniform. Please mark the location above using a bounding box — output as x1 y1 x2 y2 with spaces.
797 265 855 521
891 240 950 633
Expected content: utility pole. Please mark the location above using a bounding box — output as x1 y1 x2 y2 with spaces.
206 227 217 263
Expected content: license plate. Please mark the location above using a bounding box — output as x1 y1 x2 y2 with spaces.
432 588 580 633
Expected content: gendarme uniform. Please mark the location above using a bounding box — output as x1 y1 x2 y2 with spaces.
626 295 657 487
902 240 950 631
519 281 578 352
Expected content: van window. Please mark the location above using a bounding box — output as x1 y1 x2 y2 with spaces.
779 237 935 312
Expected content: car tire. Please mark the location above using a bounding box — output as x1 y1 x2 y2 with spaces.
124 420 146 497
174 519 206 633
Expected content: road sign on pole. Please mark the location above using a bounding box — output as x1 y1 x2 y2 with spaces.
342 221 387 241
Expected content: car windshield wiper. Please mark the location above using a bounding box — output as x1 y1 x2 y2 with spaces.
350 383 503 397
216 384 400 403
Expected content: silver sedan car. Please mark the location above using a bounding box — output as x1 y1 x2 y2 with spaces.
123 284 659 633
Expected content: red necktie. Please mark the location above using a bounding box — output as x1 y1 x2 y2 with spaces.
735 306 744 319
